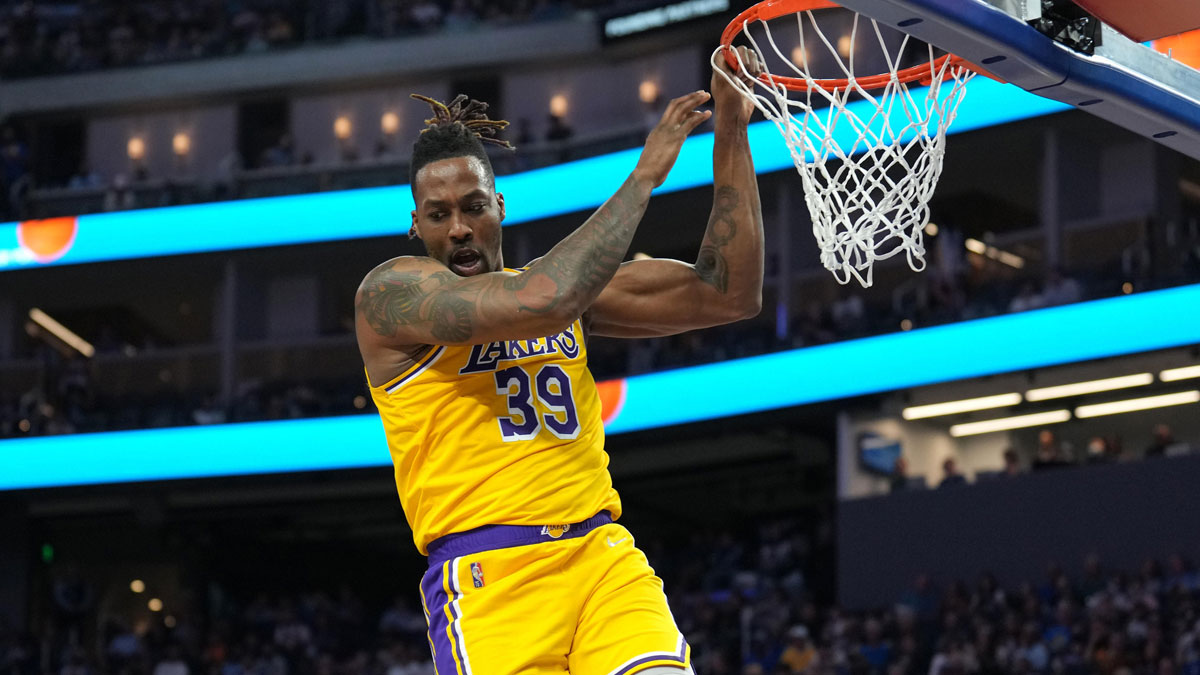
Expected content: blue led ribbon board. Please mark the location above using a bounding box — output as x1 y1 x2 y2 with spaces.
2 282 1197 491
0 78 1066 272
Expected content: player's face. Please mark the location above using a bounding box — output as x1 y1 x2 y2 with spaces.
411 156 505 277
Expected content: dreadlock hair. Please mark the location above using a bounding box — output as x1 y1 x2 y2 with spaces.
409 93 513 192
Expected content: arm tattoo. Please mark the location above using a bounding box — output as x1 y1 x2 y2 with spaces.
357 268 474 340
357 269 426 335
695 245 729 293
708 186 739 246
696 185 739 292
502 270 561 315
524 174 651 310
428 294 473 342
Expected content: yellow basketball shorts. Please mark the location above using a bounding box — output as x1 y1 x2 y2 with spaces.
419 512 689 675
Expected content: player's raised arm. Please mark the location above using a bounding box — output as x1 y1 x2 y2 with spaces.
586 47 765 338
356 91 713 350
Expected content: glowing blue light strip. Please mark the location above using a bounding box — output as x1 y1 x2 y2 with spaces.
0 78 1067 271
605 283 1200 433
0 415 387 491
2 281 1198 491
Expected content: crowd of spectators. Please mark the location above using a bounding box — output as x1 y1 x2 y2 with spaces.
892 424 1199 494
8 508 1200 675
0 515 831 675
1 123 30 221
4 258 1200 443
0 0 609 79
734 550 1200 675
0 368 367 440
0 112 619 222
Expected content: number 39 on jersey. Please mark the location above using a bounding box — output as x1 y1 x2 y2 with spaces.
456 322 585 443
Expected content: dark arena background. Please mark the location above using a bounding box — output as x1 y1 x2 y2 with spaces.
3 1 1200 674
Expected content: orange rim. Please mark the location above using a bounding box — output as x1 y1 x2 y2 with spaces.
720 0 972 93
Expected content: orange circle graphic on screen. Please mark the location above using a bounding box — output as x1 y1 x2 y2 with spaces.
16 217 78 263
596 378 627 425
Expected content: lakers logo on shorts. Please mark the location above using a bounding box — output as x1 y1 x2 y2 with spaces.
540 524 571 539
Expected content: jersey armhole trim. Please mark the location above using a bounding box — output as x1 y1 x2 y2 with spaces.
374 345 446 394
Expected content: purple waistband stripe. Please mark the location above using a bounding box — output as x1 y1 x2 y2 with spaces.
426 511 613 569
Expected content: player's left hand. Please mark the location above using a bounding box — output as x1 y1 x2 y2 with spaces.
712 45 763 124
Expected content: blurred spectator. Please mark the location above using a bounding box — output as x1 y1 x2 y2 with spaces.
272 609 311 653
778 625 817 673
1033 429 1072 469
443 0 479 31
1002 447 1022 477
1016 621 1050 671
103 174 136 212
374 139 399 160
191 395 227 425
858 617 891 670
830 293 865 335
105 621 143 670
939 457 967 488
1042 267 1084 306
1086 436 1114 464
1144 424 1175 458
409 1 444 31
59 648 92 675
51 564 93 645
264 12 296 45
152 644 189 675
378 596 426 639
514 117 535 146
1 123 30 217
546 114 572 143
214 150 243 200
889 455 909 493
260 134 296 168
1008 281 1044 313
67 163 103 189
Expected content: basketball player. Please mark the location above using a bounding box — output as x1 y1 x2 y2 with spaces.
356 48 764 675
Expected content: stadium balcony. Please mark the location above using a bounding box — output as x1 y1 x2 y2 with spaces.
20 122 651 219
0 0 598 84
0 0 717 219
3 167 1200 444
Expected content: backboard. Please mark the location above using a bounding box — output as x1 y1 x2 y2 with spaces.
833 0 1200 160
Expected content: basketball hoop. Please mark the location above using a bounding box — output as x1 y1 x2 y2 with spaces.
715 0 984 287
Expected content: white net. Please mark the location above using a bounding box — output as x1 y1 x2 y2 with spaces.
713 10 975 287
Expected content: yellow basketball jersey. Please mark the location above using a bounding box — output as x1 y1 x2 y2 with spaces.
367 315 622 555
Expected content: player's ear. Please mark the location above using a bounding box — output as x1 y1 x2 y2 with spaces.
496 192 505 222
409 210 420 240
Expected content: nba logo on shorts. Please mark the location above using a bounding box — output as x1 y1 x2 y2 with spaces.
540 524 571 539
470 562 484 588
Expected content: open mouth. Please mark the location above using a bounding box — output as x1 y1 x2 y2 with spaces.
449 248 484 276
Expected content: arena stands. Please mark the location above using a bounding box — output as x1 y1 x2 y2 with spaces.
5 2 1200 674
6 510 1200 675
0 0 602 79
4 259 1199 447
